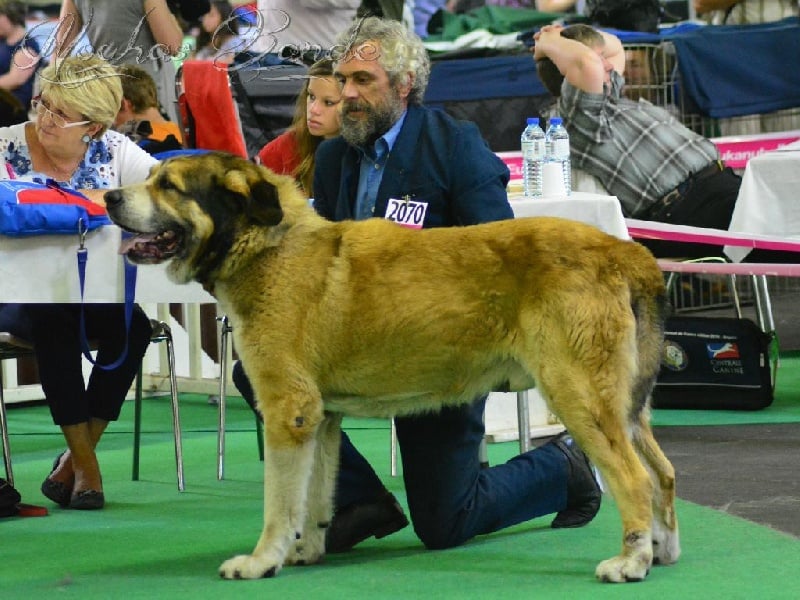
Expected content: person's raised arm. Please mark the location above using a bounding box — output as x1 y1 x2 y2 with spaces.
534 25 605 94
143 0 185 56
55 0 84 59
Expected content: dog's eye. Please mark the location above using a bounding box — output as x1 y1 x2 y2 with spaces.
158 176 180 192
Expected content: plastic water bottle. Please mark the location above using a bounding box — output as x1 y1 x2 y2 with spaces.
545 116 571 196
521 117 546 197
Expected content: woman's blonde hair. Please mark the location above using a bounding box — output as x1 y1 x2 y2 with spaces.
39 55 123 136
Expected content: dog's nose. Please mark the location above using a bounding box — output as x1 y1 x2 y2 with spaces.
104 189 123 208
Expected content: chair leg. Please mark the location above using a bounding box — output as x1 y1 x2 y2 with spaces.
132 324 184 491
728 274 743 318
132 366 143 481
0 377 14 486
516 390 531 453
751 274 780 388
163 327 185 492
217 358 227 480
479 409 490 469
255 413 264 461
752 275 777 334
390 418 398 477
217 315 232 480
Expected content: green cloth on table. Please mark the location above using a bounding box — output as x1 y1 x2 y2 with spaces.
426 6 565 42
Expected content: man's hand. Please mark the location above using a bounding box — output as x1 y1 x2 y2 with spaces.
532 24 564 61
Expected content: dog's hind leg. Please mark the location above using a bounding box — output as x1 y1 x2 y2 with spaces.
286 413 343 566
537 359 655 582
631 410 680 566
628 289 679 567
219 385 324 580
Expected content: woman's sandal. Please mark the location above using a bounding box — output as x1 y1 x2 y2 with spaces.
69 489 105 510
40 451 72 507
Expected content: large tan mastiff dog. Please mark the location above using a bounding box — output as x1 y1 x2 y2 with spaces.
104 152 679 583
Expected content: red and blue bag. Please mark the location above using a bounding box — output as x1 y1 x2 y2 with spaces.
0 180 111 237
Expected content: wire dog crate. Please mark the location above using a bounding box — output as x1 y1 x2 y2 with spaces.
622 41 800 141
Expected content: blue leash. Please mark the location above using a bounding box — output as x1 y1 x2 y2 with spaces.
76 220 137 370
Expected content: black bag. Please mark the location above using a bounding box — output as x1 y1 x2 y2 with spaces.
167 0 211 22
585 0 663 33
652 316 774 410
0 478 21 518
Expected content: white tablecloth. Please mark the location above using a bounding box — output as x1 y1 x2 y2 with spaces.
1 192 627 303
725 142 800 262
0 226 213 303
488 191 629 442
508 191 629 240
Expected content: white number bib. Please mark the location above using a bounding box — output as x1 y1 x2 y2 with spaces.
385 197 428 229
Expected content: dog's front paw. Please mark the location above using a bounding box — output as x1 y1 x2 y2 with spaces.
595 552 652 583
219 553 282 580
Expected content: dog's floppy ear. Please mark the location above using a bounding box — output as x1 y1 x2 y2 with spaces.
223 170 283 226
247 180 284 226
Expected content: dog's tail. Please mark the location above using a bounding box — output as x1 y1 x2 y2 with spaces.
625 244 669 418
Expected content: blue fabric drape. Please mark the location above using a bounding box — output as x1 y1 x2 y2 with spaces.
667 17 800 118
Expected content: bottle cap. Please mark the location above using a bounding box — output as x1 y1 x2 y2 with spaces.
550 117 563 126
526 117 539 125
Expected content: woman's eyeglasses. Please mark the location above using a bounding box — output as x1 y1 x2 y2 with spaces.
32 97 92 129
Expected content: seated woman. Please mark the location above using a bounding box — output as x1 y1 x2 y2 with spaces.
0 55 158 510
255 57 341 195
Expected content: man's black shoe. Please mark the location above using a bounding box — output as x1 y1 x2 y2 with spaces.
549 432 602 529
326 491 410 554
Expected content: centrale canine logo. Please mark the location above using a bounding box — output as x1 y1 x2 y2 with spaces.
706 342 740 360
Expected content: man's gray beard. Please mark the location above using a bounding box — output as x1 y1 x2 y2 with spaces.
340 93 405 148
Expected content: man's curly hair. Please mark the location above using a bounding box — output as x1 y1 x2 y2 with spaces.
333 16 430 106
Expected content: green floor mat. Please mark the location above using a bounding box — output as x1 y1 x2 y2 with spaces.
2 393 798 599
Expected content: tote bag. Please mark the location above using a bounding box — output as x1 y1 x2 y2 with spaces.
0 180 110 237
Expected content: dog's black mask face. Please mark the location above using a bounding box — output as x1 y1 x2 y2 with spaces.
105 152 285 284
152 152 284 229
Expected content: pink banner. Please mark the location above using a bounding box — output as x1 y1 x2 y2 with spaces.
497 151 524 181
712 133 800 169
499 131 800 175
